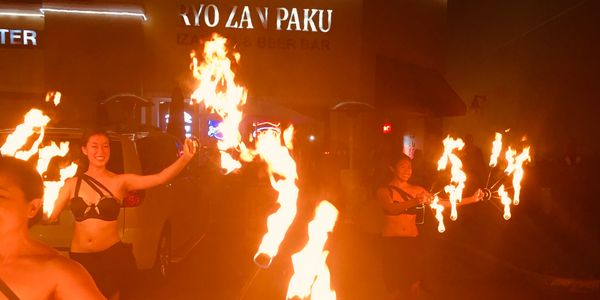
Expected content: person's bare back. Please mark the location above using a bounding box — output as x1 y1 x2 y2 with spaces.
1 233 104 300
0 157 105 300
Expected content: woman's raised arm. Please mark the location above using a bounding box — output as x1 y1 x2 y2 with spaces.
120 139 197 192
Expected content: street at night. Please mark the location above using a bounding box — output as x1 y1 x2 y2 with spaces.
1 0 600 300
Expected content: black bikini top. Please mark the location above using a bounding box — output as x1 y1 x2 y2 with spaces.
386 185 421 215
70 174 121 222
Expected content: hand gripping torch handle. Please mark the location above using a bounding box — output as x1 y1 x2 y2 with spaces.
481 188 493 201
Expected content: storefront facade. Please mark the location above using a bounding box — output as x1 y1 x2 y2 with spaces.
1 0 464 162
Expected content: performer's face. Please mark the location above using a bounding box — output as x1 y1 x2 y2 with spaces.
393 159 412 182
82 134 111 168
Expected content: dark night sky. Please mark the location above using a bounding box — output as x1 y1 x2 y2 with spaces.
445 0 600 157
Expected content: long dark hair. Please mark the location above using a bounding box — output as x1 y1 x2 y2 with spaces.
374 153 411 188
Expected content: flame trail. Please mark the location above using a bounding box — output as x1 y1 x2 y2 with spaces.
253 126 299 268
190 33 248 173
1 109 50 157
437 136 467 221
504 147 531 205
287 201 338 300
45 91 62 106
430 195 446 233
1 93 78 217
43 162 78 216
497 185 512 220
489 132 503 167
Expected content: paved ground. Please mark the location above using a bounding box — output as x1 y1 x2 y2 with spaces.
126 191 600 300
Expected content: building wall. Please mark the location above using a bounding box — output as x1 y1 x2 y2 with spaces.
0 14 45 127
143 0 363 112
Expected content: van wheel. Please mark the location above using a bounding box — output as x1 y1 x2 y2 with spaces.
153 227 171 281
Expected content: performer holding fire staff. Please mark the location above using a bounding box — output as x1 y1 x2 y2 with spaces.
0 157 105 300
48 129 197 300
376 154 483 300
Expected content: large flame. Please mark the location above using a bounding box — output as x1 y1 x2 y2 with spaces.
489 132 503 167
430 195 446 233
1 109 50 157
1 95 78 217
36 142 74 216
437 136 466 221
190 33 248 174
43 162 78 216
253 126 299 267
497 185 512 220
287 201 338 300
504 147 531 205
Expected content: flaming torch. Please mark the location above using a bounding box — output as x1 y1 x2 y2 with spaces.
489 132 503 168
253 125 300 268
504 146 531 205
1 109 50 158
190 33 248 173
430 195 446 233
497 185 512 220
1 93 78 217
287 201 338 300
437 136 467 221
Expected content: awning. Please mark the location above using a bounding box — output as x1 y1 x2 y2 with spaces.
375 56 466 117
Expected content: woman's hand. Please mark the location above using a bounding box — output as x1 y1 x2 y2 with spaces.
416 190 432 205
472 189 484 202
182 138 198 160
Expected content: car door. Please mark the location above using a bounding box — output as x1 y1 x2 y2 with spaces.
134 134 208 261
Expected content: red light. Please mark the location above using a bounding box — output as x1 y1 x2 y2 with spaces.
123 190 145 207
382 123 392 134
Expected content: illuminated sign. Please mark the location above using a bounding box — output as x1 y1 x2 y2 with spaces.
382 122 392 134
180 4 333 32
0 29 38 47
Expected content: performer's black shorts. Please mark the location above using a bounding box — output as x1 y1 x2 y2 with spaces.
380 236 424 292
70 242 138 298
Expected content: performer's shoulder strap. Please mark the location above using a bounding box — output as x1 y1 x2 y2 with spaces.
0 277 20 300
387 185 415 201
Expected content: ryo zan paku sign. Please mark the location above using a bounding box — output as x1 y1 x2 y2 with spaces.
180 4 333 33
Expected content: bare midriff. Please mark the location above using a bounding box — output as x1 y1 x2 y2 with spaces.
382 214 419 237
71 220 121 253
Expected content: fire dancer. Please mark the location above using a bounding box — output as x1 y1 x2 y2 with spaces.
47 130 197 300
0 157 105 300
376 154 483 299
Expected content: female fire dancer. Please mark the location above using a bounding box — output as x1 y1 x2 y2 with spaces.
0 157 105 300
377 153 483 300
49 130 197 300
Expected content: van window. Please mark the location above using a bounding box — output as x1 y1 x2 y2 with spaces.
136 135 179 175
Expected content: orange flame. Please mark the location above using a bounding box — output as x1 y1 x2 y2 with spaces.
287 201 338 300
1 99 78 217
504 147 531 205
489 132 503 167
190 33 247 174
498 185 512 220
45 91 61 106
43 162 78 216
253 126 299 267
437 136 466 221
1 109 50 157
430 195 445 233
